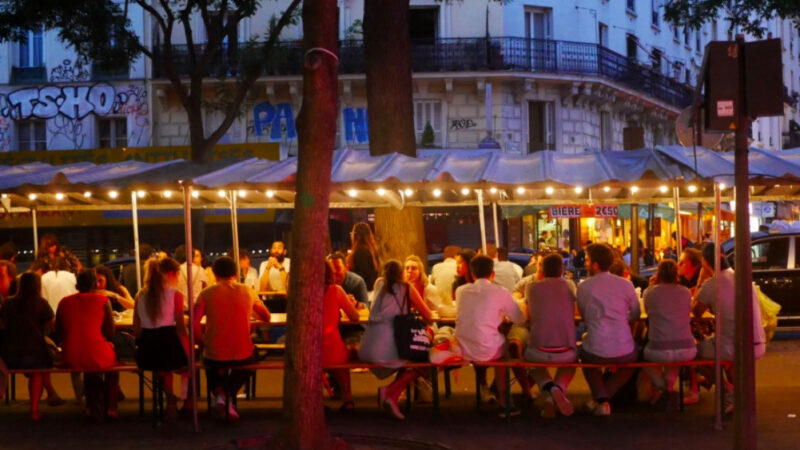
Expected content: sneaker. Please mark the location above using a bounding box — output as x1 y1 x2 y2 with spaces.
683 390 700 405
540 397 556 419
724 392 734 415
549 386 574 417
382 397 405 420
592 401 611 416
497 406 522 419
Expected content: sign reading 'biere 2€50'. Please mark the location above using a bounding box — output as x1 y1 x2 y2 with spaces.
548 205 619 219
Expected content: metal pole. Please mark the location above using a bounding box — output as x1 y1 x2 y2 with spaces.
477 189 487 254
229 190 241 282
31 208 38 256
183 186 199 432
697 202 704 243
733 35 755 450
492 202 500 248
673 187 683 255
131 192 142 294
630 204 639 275
713 183 723 431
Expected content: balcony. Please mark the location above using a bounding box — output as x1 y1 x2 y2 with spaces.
91 64 130 82
10 66 47 85
153 37 694 108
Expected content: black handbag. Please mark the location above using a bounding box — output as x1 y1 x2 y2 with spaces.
392 285 431 362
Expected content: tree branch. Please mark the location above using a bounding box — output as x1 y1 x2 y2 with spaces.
134 0 168 35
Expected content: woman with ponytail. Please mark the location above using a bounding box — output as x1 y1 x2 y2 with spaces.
133 257 188 420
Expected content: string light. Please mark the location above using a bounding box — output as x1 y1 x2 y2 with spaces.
461 188 470 196
376 188 386 196
659 185 668 193
630 186 639 194
1 194 7 198
55 193 65 200
265 190 275 198
489 187 498 194
28 193 37 200
603 186 611 193
348 189 358 198
545 187 554 195
574 186 583 194
217 190 226 198
109 191 118 199
238 190 246 198
191 190 200 199
687 185 697 193
718 183 726 190
404 188 413 196
432 188 442 197
163 190 172 199
83 191 92 198
516 187 525 194
136 190 145 198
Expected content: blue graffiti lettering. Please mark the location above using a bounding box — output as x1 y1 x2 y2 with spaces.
343 107 369 143
253 102 297 141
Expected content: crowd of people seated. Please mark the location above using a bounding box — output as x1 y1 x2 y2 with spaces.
0 221 769 423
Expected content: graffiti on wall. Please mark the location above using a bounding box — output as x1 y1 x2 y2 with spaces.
343 107 368 143
450 118 477 130
49 59 90 83
113 84 149 147
48 115 86 149
0 83 126 120
253 102 296 141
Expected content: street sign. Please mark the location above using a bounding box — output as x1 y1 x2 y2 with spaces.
548 204 618 219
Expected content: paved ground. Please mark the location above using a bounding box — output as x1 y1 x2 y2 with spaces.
1 339 799 449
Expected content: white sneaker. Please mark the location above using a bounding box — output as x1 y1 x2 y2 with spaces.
549 386 574 417
592 401 611 416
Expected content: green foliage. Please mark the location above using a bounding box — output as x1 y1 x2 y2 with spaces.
345 19 363 40
420 121 435 147
663 0 799 38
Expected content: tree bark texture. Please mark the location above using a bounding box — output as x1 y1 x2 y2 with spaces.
278 0 339 448
374 206 427 268
363 0 417 157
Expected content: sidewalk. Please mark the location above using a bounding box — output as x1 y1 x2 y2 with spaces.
1 340 798 449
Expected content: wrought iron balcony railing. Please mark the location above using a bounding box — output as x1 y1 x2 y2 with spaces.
153 37 693 108
91 64 130 82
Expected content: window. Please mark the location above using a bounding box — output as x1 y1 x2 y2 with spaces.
525 7 552 40
672 25 679 42
651 49 662 72
17 27 43 67
598 22 609 47
626 34 638 60
97 118 127 148
528 101 555 152
673 62 683 80
627 0 636 13
711 20 718 40
695 29 702 52
17 120 46 151
751 238 789 271
684 27 690 47
600 111 613 149
413 100 442 146
685 68 692 85
651 0 660 26
409 7 439 41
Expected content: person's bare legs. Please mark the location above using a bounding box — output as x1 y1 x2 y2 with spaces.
494 366 510 409
28 374 44 420
105 372 120 419
70 372 83 403
379 369 421 419
329 369 353 408
161 372 178 420
42 374 64 405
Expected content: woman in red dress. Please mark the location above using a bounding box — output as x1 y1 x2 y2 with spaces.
322 260 359 411
56 269 119 421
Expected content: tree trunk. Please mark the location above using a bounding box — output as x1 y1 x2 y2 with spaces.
363 0 416 157
374 206 427 267
277 0 339 448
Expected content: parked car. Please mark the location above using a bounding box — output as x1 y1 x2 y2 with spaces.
723 231 800 327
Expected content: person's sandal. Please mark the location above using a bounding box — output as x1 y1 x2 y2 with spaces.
339 401 355 413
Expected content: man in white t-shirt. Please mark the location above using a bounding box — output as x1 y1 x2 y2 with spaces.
430 245 460 304
492 247 522 292
577 243 640 416
691 243 766 413
179 247 209 310
258 241 290 292
454 255 525 417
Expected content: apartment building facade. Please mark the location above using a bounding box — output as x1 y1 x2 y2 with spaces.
0 0 797 157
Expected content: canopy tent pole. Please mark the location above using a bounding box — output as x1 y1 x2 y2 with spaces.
630 204 639 275
31 207 38 256
713 183 723 430
492 202 500 247
229 190 241 282
182 186 199 432
131 192 142 294
477 189 487 254
673 187 683 255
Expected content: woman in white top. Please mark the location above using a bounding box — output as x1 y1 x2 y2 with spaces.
133 258 188 419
